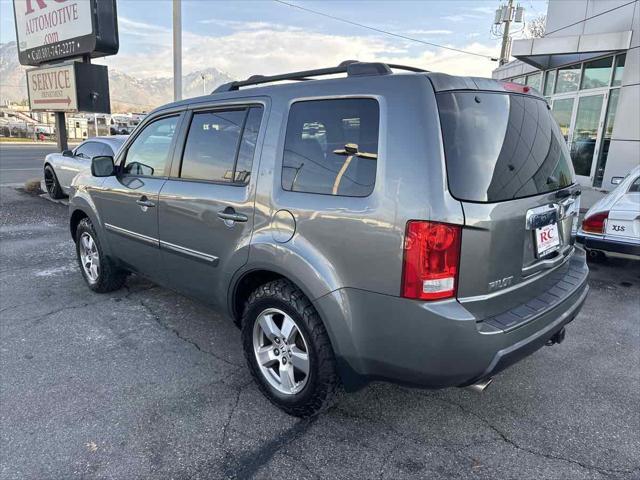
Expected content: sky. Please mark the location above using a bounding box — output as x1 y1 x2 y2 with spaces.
1 0 549 80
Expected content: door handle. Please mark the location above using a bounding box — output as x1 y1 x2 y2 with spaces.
136 196 156 208
217 208 248 223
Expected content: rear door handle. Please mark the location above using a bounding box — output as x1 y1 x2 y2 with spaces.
136 196 156 208
217 208 248 223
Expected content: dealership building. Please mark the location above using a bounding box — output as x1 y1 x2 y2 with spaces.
492 0 639 190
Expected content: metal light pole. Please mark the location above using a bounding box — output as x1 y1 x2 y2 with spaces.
173 0 182 101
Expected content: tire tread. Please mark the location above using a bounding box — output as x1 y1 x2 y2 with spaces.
242 279 341 417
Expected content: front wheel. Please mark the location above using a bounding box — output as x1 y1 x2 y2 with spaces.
241 279 341 417
44 165 64 199
75 218 127 293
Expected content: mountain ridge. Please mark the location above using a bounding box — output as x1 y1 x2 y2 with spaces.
0 42 234 112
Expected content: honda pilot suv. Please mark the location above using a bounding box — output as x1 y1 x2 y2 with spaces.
69 61 589 417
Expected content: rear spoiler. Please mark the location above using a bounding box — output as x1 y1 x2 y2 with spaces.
426 72 543 98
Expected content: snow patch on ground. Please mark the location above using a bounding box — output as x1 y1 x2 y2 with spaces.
35 264 77 277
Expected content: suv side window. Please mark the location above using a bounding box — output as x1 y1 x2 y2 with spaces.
123 115 179 177
282 98 379 197
629 177 640 193
180 106 263 184
234 107 263 183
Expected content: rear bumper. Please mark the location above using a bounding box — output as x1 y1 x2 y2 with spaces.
314 253 589 391
463 283 587 385
577 232 640 257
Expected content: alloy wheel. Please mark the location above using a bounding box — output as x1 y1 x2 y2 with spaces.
252 308 310 395
44 168 55 196
79 232 100 283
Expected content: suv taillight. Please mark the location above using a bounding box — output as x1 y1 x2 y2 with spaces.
401 221 462 301
582 211 609 234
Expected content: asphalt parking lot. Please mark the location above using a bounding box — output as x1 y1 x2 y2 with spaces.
1 183 639 480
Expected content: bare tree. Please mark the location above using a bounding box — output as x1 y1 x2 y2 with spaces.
525 14 546 38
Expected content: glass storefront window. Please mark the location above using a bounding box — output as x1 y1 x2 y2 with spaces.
581 57 613 90
526 72 542 92
544 70 556 95
571 94 605 177
594 89 620 187
551 98 574 140
612 54 626 87
555 64 581 93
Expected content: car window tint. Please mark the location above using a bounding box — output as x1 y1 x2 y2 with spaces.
124 116 179 177
282 98 379 196
437 92 574 202
629 177 640 193
75 142 101 159
99 143 114 157
234 106 263 183
180 110 246 182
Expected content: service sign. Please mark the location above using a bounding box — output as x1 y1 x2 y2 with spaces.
27 63 78 112
13 0 119 66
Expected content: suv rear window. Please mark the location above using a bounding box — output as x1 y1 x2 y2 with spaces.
437 92 574 203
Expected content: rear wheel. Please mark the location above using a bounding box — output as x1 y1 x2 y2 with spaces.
75 218 127 293
44 165 64 199
241 279 340 417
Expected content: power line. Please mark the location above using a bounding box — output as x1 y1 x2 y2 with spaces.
544 0 637 36
272 0 498 61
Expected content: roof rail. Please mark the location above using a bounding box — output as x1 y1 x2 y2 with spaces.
213 60 428 93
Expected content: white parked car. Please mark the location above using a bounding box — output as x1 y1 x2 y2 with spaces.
44 136 127 199
577 165 640 260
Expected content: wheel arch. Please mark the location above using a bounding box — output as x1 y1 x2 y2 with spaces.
229 266 367 392
229 268 294 327
68 193 112 257
69 209 89 241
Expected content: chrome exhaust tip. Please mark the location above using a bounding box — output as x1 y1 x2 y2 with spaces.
466 378 493 393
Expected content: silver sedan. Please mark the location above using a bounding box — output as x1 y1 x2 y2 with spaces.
43 135 127 199
578 165 640 260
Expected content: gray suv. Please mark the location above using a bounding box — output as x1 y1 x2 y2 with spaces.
69 61 589 417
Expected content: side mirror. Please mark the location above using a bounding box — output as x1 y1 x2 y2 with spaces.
611 176 624 185
62 149 73 157
91 156 115 177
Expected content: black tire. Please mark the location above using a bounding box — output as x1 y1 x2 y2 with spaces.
75 218 127 293
44 164 64 199
241 279 341 417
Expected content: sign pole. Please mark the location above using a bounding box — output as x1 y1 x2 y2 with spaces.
55 112 68 151
173 0 182 101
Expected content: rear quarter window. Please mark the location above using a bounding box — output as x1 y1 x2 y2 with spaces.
437 91 574 202
282 98 379 197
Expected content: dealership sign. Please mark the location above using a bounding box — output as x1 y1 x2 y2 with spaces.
27 62 111 113
26 63 77 111
13 0 119 66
